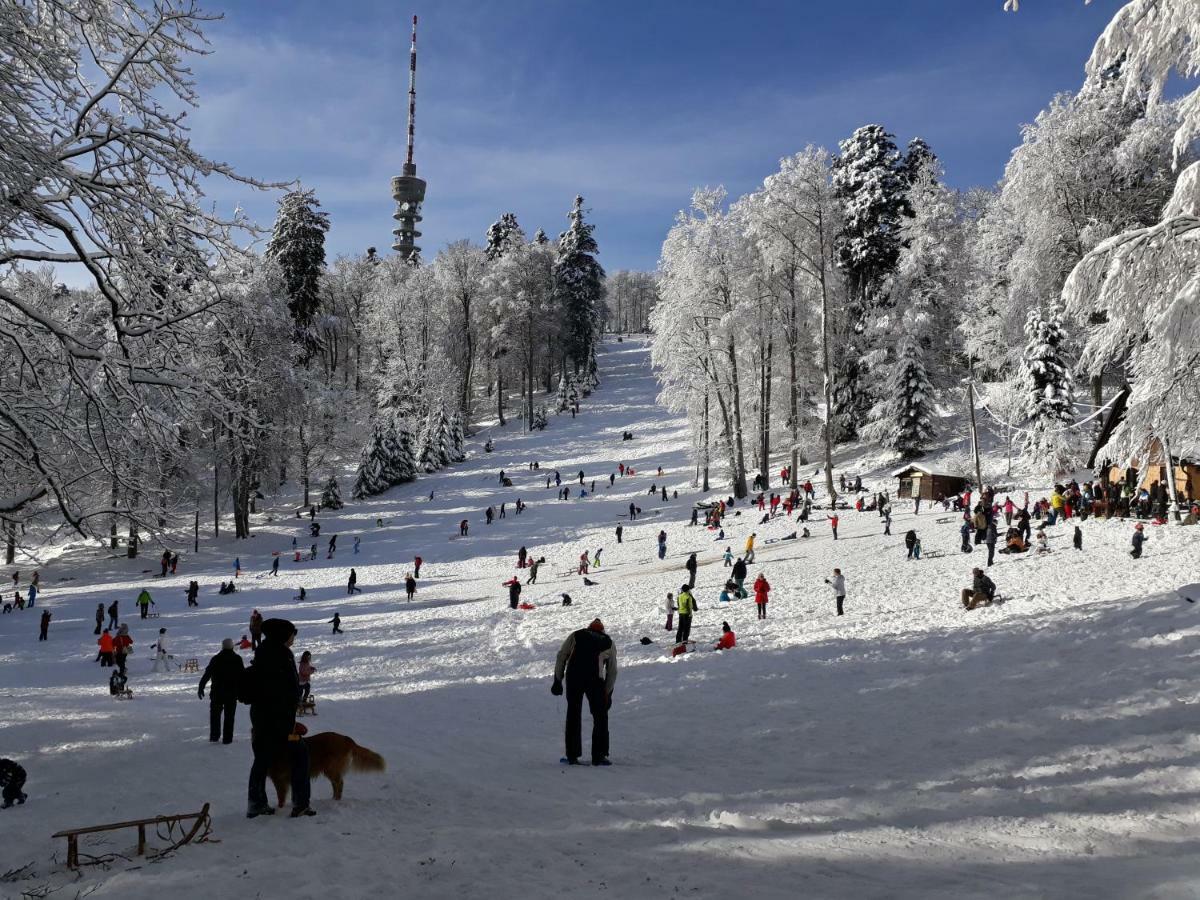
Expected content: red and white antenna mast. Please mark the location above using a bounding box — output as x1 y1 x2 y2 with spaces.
405 15 418 173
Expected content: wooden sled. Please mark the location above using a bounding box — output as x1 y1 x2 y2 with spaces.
297 696 317 717
53 802 214 869
114 689 134 700
921 550 946 559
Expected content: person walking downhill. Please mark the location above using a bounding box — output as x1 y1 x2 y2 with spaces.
685 553 698 589
329 613 343 635
405 572 417 601
199 638 244 744
551 618 618 766
107 600 119 631
753 572 770 620
250 610 264 650
744 532 757 564
94 603 104 635
347 569 362 594
1131 523 1146 559
38 609 51 641
113 625 132 675
270 556 280 577
825 569 846 617
527 557 542 585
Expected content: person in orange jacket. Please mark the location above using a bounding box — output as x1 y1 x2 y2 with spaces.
712 621 736 651
97 629 115 667
753 572 771 620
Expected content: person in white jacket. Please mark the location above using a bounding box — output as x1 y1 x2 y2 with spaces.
663 592 676 631
152 628 170 672
825 569 846 617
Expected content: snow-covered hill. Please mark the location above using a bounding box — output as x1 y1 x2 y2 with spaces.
4 338 1200 900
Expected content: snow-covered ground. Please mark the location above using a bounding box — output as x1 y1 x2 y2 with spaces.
4 338 1200 900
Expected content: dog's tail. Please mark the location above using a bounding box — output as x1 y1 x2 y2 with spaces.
349 741 386 773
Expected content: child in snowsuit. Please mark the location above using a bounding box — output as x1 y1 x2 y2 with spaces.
723 548 733 567
405 573 417 601
664 592 675 631
329 613 343 634
1131 524 1145 559
713 622 736 651
1073 526 1083 551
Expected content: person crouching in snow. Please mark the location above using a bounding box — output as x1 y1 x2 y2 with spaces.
0 759 28 808
712 621 736 651
753 572 770 620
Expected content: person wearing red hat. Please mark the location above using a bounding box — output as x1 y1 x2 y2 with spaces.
551 619 618 766
1131 523 1146 559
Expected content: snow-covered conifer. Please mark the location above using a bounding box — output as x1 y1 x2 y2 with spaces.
319 475 343 510
1020 307 1076 473
554 196 605 372
267 188 330 357
382 416 417 486
864 338 936 458
352 421 392 500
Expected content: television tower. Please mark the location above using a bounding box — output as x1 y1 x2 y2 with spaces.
391 15 426 261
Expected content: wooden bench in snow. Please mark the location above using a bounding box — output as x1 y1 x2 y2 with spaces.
52 803 213 868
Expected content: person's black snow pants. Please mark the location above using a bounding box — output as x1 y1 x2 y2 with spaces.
986 543 995 567
565 681 609 764
836 595 845 616
210 697 237 744
675 613 692 645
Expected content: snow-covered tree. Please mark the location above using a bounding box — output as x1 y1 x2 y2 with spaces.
554 196 606 372
448 411 467 461
864 338 936 458
556 373 571 412
352 421 392 500
1020 307 1077 473
319 475 343 510
267 188 330 357
382 416 417 486
486 213 525 261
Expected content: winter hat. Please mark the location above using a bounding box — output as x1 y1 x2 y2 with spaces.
588 618 605 633
1135 523 1144 530
261 617 297 643
159 627 166 634
221 638 234 650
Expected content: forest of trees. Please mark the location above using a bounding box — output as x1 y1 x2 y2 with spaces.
651 0 1200 502
0 0 609 559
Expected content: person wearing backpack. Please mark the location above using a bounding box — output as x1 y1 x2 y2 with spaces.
199 638 245 744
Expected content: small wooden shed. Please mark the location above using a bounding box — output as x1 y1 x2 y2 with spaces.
893 464 969 501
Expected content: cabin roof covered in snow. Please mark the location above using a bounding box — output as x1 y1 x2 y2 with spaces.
891 463 935 477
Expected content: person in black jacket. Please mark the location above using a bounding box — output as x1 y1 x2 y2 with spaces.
730 557 748 598
0 758 27 808
684 552 698 589
551 619 618 766
246 618 313 818
199 638 245 744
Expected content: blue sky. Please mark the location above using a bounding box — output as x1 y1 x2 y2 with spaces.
189 0 1126 272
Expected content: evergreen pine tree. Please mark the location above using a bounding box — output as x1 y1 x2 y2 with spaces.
448 410 467 461
553 196 605 372
870 338 935 459
352 420 391 500
1021 307 1076 473
533 227 549 245
830 125 907 439
382 415 417 485
430 403 452 466
556 372 570 412
266 188 330 357
416 410 442 474
486 213 525 261
319 474 343 510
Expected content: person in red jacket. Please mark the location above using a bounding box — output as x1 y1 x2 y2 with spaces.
713 621 736 650
827 514 839 540
753 572 771 620
413 556 423 578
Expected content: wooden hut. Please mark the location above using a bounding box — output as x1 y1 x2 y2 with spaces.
893 464 969 501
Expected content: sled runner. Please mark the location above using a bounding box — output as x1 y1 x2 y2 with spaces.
53 803 213 869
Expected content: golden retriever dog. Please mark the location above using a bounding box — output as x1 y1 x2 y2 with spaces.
270 732 386 808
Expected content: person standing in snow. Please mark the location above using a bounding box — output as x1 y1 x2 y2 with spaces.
753 572 770 620
657 530 667 560
107 600 119 631
960 519 972 554
675 584 698 645
731 557 748 598
578 470 585 486
96 628 113 663
552 618 618 766
136 588 154 619
744 532 757 564
347 569 361 594
270 556 280 577
187 580 200 606
985 518 998 567
327 534 337 558
628 502 638 521
113 625 133 675
353 536 361 555
152 628 170 672
723 547 733 567
297 650 316 704
1073 525 1083 551
460 519 469 537
414 555 423 578
507 577 522 610
827 514 839 540
527 557 543 584
684 553 698 588
250 610 264 650
245 618 313 818
825 569 846 617
517 546 528 568
38 609 51 641
405 572 417 601
94 602 104 635
485 507 495 525
664 592 676 631
199 638 244 744
1131 523 1146 559
904 529 919 560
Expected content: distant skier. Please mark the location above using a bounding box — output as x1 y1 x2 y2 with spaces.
551 618 617 766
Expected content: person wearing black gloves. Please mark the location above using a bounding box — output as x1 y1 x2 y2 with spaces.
244 618 314 818
199 638 245 744
551 618 618 766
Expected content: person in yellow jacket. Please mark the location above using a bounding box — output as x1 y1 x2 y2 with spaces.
1049 489 1065 525
675 584 698 644
744 532 757 564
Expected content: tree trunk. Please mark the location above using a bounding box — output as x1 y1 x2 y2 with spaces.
497 365 506 426
727 339 749 498
788 299 799 490
126 520 138 558
4 519 14 565
702 389 711 492
820 275 837 508
760 337 772 488
299 423 311 507
212 428 220 540
110 477 120 550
